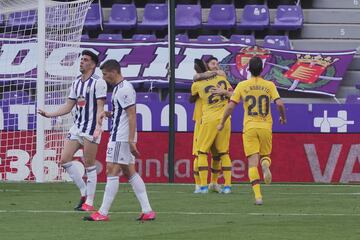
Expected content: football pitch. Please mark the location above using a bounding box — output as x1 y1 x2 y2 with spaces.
0 183 359 240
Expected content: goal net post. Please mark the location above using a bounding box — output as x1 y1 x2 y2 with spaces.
0 0 93 182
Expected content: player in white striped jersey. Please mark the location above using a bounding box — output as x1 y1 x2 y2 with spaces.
38 50 107 211
83 59 156 222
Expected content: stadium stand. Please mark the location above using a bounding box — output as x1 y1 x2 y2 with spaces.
196 35 224 42
7 10 37 30
175 4 202 30
237 5 270 30
138 3 168 30
132 34 157 41
230 34 256 45
103 3 137 31
97 33 123 40
203 4 236 30
271 5 304 30
263 35 292 50
84 3 102 31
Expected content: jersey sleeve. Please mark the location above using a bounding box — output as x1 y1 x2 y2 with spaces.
230 83 242 104
191 82 199 96
270 83 281 102
95 78 108 99
117 85 136 109
68 81 77 100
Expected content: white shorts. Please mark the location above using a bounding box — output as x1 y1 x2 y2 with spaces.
66 125 101 145
106 141 135 165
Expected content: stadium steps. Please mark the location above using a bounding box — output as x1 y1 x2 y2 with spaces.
298 24 360 39
311 0 360 9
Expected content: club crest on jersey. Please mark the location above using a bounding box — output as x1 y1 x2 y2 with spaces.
77 95 86 107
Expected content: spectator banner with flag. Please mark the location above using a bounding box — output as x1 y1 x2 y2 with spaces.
0 41 356 96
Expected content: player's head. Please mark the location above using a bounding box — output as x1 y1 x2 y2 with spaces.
249 56 263 77
100 59 122 84
194 58 207 73
206 56 219 71
80 50 98 74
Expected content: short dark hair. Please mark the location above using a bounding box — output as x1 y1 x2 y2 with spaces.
249 56 263 77
194 58 207 73
100 59 121 73
82 50 99 65
206 56 218 64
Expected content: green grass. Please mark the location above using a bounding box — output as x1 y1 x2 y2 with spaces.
0 183 359 240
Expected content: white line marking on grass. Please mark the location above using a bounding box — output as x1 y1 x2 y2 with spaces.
0 210 359 217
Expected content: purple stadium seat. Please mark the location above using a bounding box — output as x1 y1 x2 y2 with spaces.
356 82 360 90
175 4 202 29
272 5 304 30
237 5 269 30
346 94 360 104
165 92 191 102
137 92 160 103
174 92 191 103
132 34 157 41
84 4 102 30
8 10 37 29
196 35 224 43
263 35 291 50
203 4 236 30
164 34 190 42
98 34 123 41
81 34 90 41
0 14 4 26
230 35 256 45
103 4 137 30
138 3 168 30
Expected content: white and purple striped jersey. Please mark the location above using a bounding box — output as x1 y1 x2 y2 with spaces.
68 73 107 135
109 80 137 142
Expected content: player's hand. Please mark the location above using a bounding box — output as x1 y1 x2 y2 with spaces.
217 123 224 131
279 117 287 124
216 70 226 76
37 109 49 118
129 142 140 158
210 86 226 96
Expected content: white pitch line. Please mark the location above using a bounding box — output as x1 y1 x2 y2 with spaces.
2 189 360 195
0 210 359 217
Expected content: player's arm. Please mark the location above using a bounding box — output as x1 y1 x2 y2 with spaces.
217 101 237 131
190 81 200 103
126 105 140 157
193 71 216 82
189 94 198 103
275 98 286 124
271 83 286 124
37 98 76 118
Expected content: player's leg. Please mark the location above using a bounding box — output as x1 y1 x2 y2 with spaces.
243 128 262 204
60 134 86 210
259 129 273 184
120 143 155 221
81 138 99 210
214 118 232 193
193 156 201 193
192 121 201 192
83 141 122 221
209 148 222 193
197 121 218 193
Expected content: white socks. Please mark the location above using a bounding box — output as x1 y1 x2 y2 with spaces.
62 162 86 197
129 173 152 213
85 165 97 206
99 176 119 216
